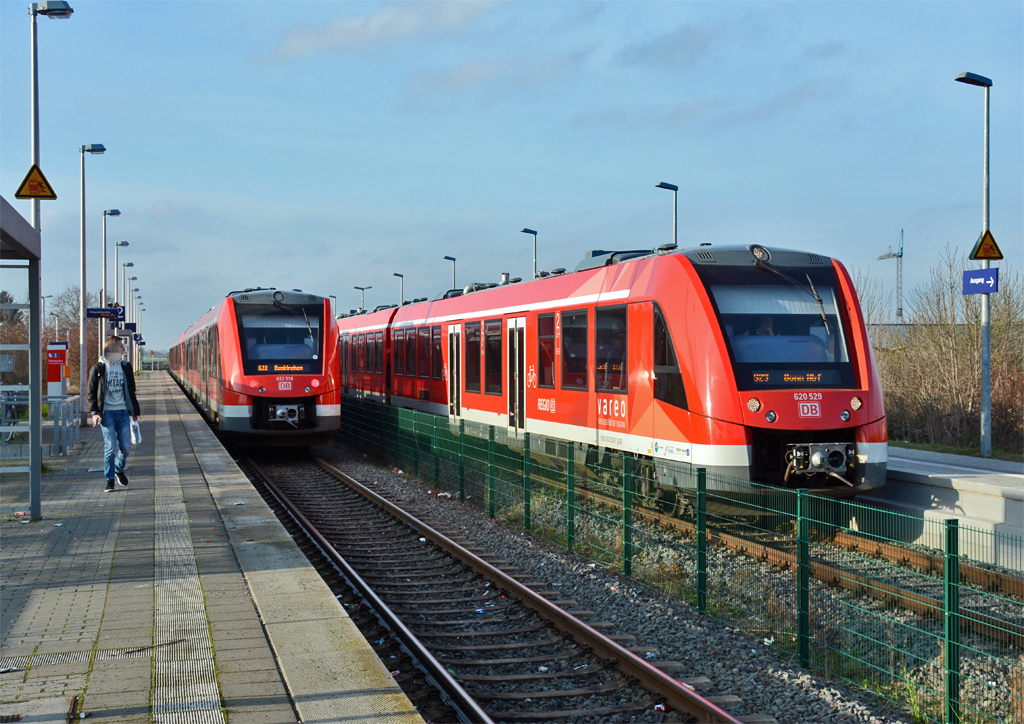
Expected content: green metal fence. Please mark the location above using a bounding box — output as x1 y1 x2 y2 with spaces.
337 397 1024 724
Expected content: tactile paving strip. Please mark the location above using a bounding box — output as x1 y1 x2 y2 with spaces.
151 396 225 724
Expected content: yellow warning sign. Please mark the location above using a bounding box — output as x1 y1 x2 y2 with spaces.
969 229 1003 261
14 164 57 200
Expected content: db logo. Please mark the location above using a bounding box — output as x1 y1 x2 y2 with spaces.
798 402 820 418
279 380 292 391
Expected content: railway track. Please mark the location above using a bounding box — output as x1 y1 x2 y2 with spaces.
240 452 777 724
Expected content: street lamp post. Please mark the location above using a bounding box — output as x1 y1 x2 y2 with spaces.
50 312 59 337
393 273 404 305
443 256 456 290
100 209 119 353
41 294 51 336
28 0 73 519
521 229 538 279
655 182 678 247
114 241 128 304
79 143 105 421
121 264 134 334
354 286 371 312
955 71 994 458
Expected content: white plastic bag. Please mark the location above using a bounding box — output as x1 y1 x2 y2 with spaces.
131 419 142 445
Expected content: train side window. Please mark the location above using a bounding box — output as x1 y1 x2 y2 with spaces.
484 319 502 395
357 333 366 372
596 306 628 393
394 330 405 376
405 329 417 375
375 332 384 374
431 326 443 379
418 327 430 378
465 322 481 393
537 314 556 388
654 305 688 409
561 309 588 390
367 331 376 373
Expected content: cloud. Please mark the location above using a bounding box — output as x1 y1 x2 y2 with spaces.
802 41 844 62
572 96 721 128
272 1 495 59
711 80 833 128
403 49 591 112
618 23 717 69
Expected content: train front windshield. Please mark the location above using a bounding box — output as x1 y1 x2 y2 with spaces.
235 303 324 376
696 265 856 390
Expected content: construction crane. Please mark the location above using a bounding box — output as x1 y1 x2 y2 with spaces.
878 229 904 321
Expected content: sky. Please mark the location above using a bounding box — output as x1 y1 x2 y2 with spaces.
1 0 1021 351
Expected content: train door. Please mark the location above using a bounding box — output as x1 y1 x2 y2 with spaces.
507 317 526 432
448 325 461 417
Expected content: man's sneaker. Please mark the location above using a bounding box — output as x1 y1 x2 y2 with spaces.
115 471 129 488
105 480 115 493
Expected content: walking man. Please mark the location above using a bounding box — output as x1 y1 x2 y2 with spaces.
88 336 141 493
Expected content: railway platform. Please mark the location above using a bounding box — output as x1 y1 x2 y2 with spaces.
858 445 1023 566
0 373 423 724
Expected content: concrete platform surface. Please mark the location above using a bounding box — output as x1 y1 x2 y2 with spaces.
1 372 423 724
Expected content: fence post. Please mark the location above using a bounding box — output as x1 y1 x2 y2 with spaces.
945 519 961 724
566 443 576 552
622 455 633 577
523 432 531 532
458 419 466 502
798 488 810 670
432 415 440 485
697 467 707 614
487 426 495 518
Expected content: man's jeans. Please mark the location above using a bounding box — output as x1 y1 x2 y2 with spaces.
100 409 131 481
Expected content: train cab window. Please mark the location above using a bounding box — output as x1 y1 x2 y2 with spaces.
595 306 627 393
235 301 324 375
484 320 502 395
405 329 417 375
418 327 431 378
394 330 405 376
653 305 687 409
537 314 556 388
465 322 481 393
560 309 588 390
431 326 443 379
374 332 384 373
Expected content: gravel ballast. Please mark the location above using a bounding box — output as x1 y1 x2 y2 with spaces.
314 443 931 724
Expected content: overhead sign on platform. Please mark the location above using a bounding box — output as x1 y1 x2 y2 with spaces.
133 333 142 343
969 230 1003 261
86 306 125 321
14 164 57 200
123 322 137 333
963 268 998 295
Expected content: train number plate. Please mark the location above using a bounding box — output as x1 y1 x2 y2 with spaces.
798 402 821 418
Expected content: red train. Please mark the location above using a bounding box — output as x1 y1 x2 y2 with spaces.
336 244 887 497
169 288 341 446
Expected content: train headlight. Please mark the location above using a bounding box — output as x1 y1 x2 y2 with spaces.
850 396 863 411
312 379 320 388
840 410 850 422
248 379 258 388
751 245 771 262
747 397 761 412
305 386 311 393
258 386 265 393
273 291 285 302
765 410 777 423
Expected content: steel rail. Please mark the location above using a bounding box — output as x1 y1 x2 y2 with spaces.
244 456 493 724
314 457 745 724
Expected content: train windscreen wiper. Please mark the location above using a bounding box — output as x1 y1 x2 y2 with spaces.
272 301 318 347
753 259 830 335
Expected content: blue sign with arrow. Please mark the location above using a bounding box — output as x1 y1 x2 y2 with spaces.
962 268 998 295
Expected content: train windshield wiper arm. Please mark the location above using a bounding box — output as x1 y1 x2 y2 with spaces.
753 259 830 335
272 301 317 345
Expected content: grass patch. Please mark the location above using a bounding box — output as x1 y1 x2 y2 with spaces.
888 439 1022 464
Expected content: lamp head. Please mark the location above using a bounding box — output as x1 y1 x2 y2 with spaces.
34 1 73 18
104 209 120 217
955 72 992 88
521 228 537 236
656 182 679 191
443 255 456 262
82 143 106 154
124 262 134 268
393 273 403 278
117 240 129 247
129 276 137 281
